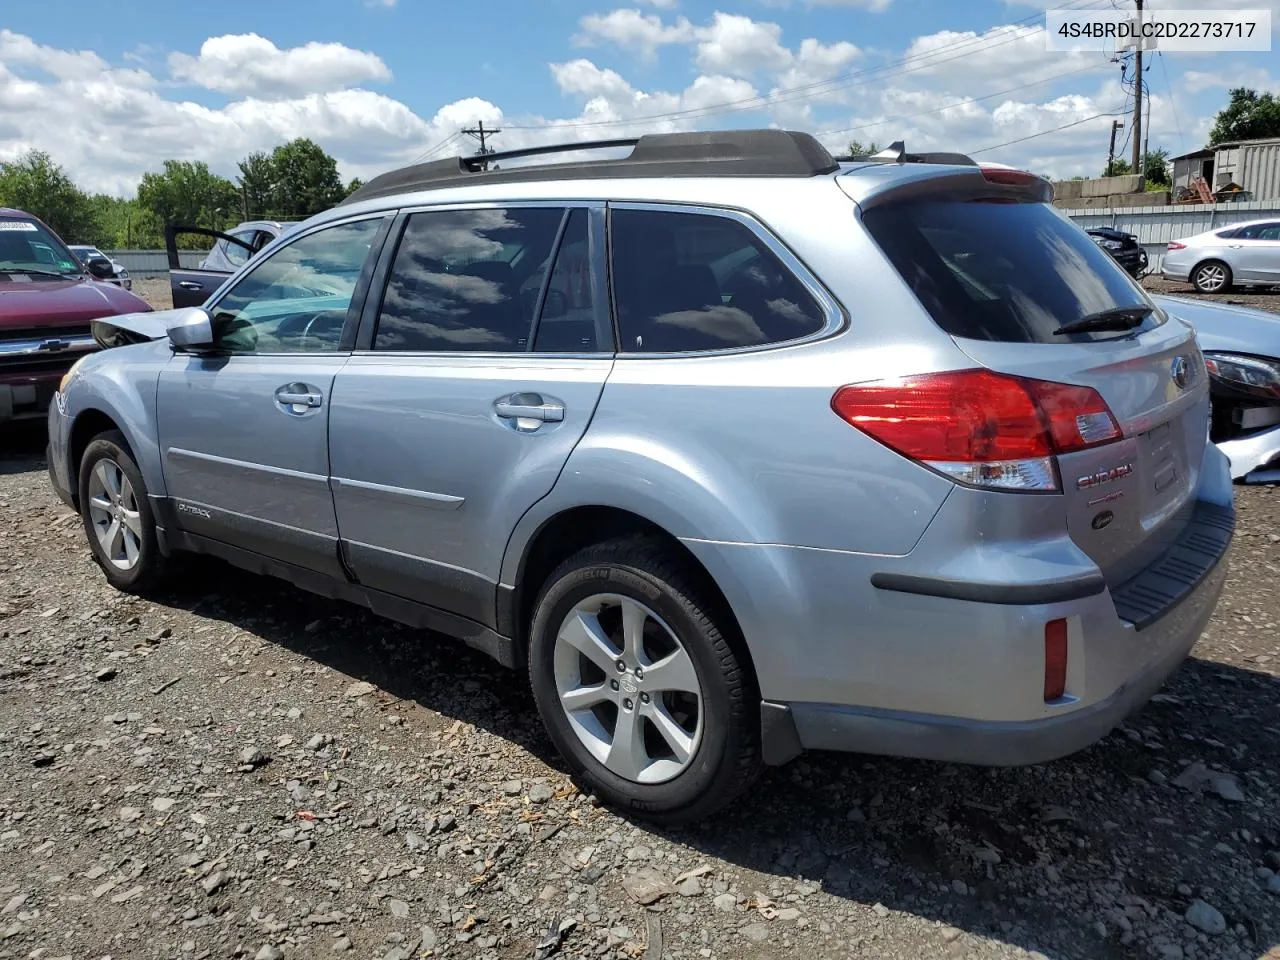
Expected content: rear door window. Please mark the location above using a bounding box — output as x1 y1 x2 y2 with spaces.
609 208 825 353
862 200 1161 343
373 207 565 353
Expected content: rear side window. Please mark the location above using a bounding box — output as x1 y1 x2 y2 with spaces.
610 208 825 353
862 201 1160 343
374 207 564 352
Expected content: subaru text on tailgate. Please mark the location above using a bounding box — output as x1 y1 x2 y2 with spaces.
47 131 1234 823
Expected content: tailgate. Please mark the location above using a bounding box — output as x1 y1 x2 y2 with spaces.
857 181 1211 586
956 320 1208 585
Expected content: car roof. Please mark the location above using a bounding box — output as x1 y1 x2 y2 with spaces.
315 130 1029 230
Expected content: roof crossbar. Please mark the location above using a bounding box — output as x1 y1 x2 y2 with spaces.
341 129 840 205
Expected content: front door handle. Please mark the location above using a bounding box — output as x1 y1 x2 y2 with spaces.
494 395 564 423
178 281 203 290
275 383 323 410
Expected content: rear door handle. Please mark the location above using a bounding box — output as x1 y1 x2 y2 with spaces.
494 395 564 422
178 281 203 290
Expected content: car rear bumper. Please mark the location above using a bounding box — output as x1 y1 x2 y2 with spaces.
1161 262 1191 281
769 524 1227 765
686 444 1235 768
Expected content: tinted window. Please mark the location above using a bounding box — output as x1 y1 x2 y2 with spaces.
534 209 599 352
610 209 825 353
862 201 1159 344
1257 223 1280 241
374 208 565 352
209 217 382 354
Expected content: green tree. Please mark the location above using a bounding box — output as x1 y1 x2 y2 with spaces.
344 177 364 198
0 150 101 242
236 151 276 221
1141 147 1170 187
847 139 882 157
87 195 162 249
137 160 238 245
267 138 345 218
1103 157 1132 177
1209 88 1280 145
234 138 347 219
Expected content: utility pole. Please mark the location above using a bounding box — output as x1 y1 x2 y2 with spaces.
1107 119 1124 176
462 120 501 170
1130 0 1144 177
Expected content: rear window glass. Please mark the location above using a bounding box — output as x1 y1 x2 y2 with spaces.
862 201 1161 343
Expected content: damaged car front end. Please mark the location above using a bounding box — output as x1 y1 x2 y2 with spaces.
1154 294 1280 483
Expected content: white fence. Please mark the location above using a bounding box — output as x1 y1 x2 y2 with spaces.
1062 200 1280 273
103 249 205 278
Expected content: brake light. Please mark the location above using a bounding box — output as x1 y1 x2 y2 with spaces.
830 369 1122 492
981 168 1039 186
1044 619 1068 701
1167 241 1186 251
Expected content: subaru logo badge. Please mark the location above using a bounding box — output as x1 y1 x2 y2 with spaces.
1170 355 1189 389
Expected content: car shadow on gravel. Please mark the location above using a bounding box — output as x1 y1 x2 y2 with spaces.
140 557 1280 960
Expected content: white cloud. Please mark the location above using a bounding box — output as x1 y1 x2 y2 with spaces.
168 33 392 99
638 0 678 7
1182 67 1276 93
573 10 694 58
694 13 793 76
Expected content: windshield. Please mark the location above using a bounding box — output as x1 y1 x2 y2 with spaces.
862 200 1162 344
0 218 83 278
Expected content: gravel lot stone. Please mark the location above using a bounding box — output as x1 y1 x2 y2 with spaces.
0 280 1277 958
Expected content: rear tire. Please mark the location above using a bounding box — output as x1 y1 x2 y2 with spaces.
1191 260 1232 294
527 537 761 824
77 430 170 593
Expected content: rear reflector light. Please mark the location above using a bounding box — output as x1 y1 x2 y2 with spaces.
830 369 1122 492
981 167 1039 186
1044 618 1068 701
1167 241 1186 251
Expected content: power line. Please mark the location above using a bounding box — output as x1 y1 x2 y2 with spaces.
814 63 1101 141
407 0 1113 163
496 0 1113 133
968 108 1128 154
1158 51 1185 152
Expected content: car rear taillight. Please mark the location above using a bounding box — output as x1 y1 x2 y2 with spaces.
830 369 1122 492
1167 241 1186 251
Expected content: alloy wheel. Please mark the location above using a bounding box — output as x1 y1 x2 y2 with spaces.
86 458 143 571
552 593 704 784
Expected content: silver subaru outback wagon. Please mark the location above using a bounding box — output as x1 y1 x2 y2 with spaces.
47 130 1235 823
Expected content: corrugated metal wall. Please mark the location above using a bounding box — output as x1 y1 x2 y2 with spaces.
1239 143 1280 202
102 249 205 277
1063 200 1280 272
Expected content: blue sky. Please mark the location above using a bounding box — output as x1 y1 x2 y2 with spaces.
1 0 1276 194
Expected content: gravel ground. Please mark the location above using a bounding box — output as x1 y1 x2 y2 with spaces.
1142 275 1280 312
0 284 1278 960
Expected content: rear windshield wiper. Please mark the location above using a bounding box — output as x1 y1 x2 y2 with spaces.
1053 305 1152 336
0 266 77 279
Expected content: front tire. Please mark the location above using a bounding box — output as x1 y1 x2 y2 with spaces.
528 537 761 824
1192 260 1232 294
77 430 169 593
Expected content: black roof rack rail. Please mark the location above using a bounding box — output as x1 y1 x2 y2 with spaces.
342 129 839 205
833 140 977 167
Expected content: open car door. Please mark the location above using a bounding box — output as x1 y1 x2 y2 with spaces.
164 225 263 308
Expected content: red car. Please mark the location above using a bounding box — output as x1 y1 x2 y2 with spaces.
0 208 151 423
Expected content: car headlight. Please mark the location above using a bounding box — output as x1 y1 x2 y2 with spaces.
1100 239 1123 250
1203 352 1280 399
58 354 91 393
